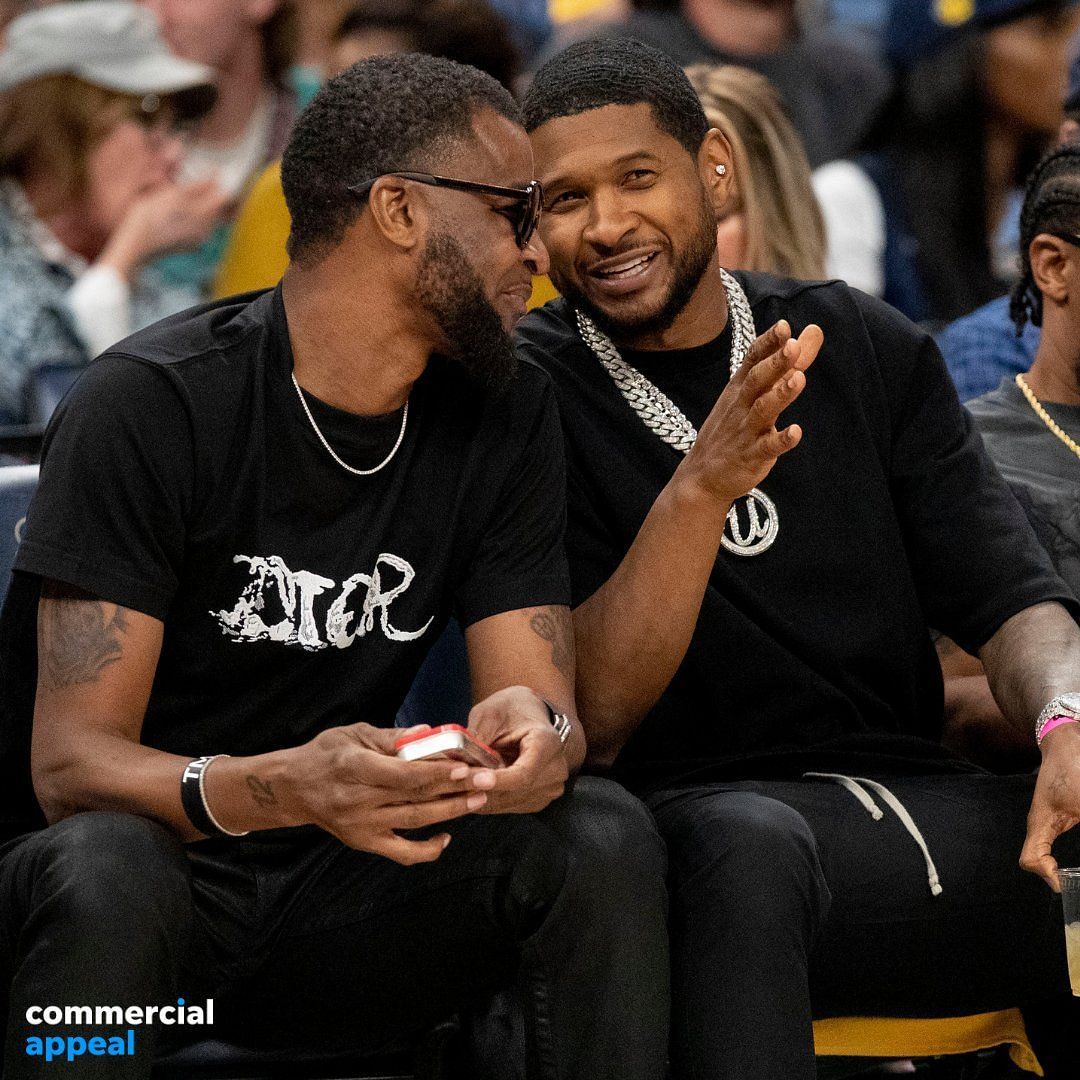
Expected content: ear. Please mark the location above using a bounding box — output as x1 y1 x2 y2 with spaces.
1060 118 1080 145
1030 234 1073 305
697 128 735 218
365 177 426 252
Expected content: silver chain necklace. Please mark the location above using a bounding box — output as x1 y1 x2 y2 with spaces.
574 268 779 556
291 372 409 477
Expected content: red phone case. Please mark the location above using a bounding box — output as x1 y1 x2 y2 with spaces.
395 724 503 768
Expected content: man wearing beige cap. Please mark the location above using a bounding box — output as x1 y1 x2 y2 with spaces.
0 1 228 423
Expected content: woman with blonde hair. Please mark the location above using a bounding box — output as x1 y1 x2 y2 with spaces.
686 63 885 294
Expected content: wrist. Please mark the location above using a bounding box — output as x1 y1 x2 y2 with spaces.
668 463 735 519
201 751 301 833
1039 718 1080 756
96 231 142 282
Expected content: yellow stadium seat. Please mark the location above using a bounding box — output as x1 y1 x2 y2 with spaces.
213 162 290 298
215 162 562 310
813 1010 1041 1075
550 0 618 22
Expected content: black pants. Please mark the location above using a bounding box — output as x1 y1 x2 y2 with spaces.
0 777 670 1080
648 772 1080 1080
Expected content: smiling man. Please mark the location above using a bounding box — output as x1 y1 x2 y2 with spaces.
516 38 1080 1080
0 55 669 1080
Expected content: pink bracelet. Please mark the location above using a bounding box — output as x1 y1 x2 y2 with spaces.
1036 714 1080 747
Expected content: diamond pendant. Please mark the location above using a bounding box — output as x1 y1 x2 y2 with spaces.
722 487 778 556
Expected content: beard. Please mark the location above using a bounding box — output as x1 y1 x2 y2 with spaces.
554 189 717 344
414 232 518 391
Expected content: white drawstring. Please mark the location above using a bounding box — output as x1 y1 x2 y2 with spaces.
804 772 944 898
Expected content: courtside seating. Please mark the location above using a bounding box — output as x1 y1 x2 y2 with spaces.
0 454 1045 1077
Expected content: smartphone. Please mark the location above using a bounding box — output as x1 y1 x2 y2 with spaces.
395 724 504 769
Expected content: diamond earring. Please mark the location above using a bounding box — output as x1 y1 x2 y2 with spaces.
715 164 727 176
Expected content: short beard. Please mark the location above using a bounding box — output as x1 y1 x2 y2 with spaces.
556 191 717 344
414 232 518 391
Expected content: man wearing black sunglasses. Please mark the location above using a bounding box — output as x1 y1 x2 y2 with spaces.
0 54 669 1080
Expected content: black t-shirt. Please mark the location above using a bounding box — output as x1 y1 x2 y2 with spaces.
0 286 570 839
514 273 1075 791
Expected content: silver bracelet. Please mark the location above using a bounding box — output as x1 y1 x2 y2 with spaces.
199 755 250 837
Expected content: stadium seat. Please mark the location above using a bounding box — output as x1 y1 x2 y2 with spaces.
23 363 81 428
813 1012 1041 1076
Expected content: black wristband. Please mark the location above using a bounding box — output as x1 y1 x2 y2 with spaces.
180 756 224 837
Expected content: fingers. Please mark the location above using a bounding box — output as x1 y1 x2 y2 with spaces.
368 831 452 866
734 320 790 381
1020 822 1064 891
746 368 807 434
378 789 489 831
740 324 820 402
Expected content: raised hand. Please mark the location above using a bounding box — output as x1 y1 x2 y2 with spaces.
100 178 231 279
677 319 823 506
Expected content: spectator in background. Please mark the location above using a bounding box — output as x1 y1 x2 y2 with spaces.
329 0 521 90
969 144 1080 602
870 0 1080 327
0 1 224 425
139 0 301 294
290 0 353 104
937 33 1080 402
938 144 1080 771
685 63 826 280
211 0 524 297
687 63 885 294
589 0 891 168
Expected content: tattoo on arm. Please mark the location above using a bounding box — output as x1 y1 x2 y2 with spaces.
529 606 575 678
246 775 277 807
39 581 130 690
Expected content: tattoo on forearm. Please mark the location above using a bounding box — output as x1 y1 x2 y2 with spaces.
39 582 129 689
529 607 575 678
246 775 277 807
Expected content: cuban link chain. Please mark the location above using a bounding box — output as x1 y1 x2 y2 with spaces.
574 268 779 556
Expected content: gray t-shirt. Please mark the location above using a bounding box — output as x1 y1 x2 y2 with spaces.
967 377 1080 599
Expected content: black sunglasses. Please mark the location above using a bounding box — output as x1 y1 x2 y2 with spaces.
1048 230 1080 248
348 171 543 248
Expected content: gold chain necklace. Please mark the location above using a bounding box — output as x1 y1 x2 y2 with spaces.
1015 373 1080 461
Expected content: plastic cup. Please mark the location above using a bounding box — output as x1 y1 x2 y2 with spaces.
1060 867 1080 996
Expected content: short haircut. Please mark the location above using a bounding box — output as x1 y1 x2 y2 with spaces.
281 53 520 263
1010 142 1080 333
521 37 709 156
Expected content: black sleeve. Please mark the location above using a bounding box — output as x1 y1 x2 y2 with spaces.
454 380 572 627
564 453 623 608
864 296 1078 652
14 354 194 620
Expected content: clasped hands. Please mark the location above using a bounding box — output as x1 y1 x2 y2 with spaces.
284 685 567 865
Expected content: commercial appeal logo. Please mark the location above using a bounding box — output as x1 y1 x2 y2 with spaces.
212 552 433 651
24 998 213 1064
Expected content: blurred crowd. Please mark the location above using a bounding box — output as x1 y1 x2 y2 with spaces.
0 0 1078 426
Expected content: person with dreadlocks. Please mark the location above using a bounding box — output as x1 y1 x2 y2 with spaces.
969 143 1080 598
940 145 1080 771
